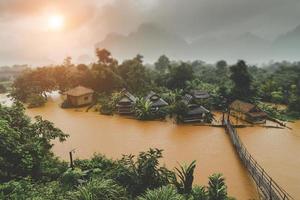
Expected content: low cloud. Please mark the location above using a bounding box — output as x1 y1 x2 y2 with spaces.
0 0 300 65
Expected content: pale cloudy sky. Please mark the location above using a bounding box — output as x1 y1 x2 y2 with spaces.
0 0 300 66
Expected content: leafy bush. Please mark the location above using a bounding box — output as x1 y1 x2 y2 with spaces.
0 179 68 200
137 185 185 200
111 148 174 197
97 92 121 115
61 168 85 188
74 154 115 171
257 102 291 121
70 178 129 200
170 101 188 123
0 103 68 181
100 101 114 115
27 93 46 108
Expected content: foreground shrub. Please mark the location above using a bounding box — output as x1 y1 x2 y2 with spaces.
0 179 68 200
115 148 174 197
0 104 68 181
70 178 129 200
61 168 85 188
207 173 228 200
97 93 117 115
190 185 208 200
137 185 184 200
173 160 196 194
74 154 115 171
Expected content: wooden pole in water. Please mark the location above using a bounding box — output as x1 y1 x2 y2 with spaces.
222 112 225 125
69 151 74 170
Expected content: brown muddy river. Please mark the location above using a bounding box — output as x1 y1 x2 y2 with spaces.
2 93 299 199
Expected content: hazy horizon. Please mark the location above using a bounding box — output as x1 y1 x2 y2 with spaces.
1 0 300 66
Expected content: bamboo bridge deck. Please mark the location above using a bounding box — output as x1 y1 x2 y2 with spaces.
224 119 294 200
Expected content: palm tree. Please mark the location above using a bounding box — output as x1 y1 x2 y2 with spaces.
191 185 208 200
134 97 153 120
207 173 228 200
137 185 185 200
173 160 196 194
71 178 129 200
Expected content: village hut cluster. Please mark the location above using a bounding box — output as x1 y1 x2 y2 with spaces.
63 85 268 124
181 91 212 123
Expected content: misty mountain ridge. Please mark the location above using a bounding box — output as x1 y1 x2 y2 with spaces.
97 23 189 62
96 23 300 63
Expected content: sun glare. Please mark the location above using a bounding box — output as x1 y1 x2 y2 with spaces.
48 15 64 31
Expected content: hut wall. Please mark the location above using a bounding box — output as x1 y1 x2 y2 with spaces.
230 110 247 121
67 94 93 107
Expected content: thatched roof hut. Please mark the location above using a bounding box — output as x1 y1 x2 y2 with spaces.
117 89 137 114
229 100 267 123
145 91 168 109
64 86 94 107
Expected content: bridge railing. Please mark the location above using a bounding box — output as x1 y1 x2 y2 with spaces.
224 119 294 200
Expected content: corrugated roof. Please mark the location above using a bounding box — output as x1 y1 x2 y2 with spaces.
190 90 210 99
120 89 136 102
187 105 210 115
64 86 94 97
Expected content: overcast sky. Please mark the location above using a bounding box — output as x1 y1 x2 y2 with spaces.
0 0 300 66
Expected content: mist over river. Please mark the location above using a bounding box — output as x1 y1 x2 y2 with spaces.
1 92 298 199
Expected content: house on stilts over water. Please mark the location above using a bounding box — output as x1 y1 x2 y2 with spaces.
181 93 212 123
116 89 137 114
229 100 267 124
145 91 169 112
64 85 94 107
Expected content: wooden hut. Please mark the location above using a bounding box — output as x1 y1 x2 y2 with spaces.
145 91 168 112
229 100 267 124
117 89 137 114
64 86 94 107
182 104 211 123
181 94 211 123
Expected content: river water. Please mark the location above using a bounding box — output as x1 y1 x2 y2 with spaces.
1 93 299 199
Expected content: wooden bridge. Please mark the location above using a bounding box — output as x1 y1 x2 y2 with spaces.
224 119 294 200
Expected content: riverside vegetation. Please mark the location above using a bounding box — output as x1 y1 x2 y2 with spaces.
9 49 300 121
0 103 235 200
